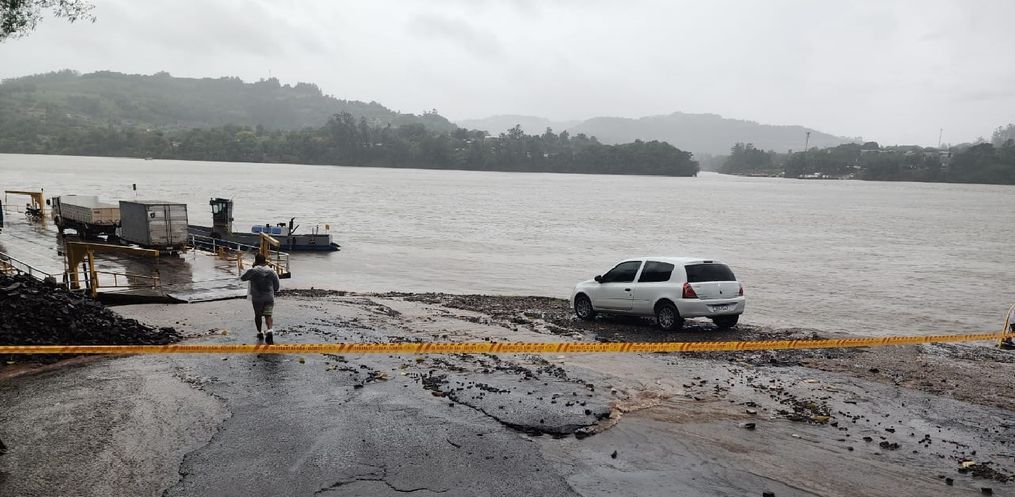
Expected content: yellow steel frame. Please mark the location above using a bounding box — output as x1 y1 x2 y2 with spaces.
64 241 160 297
4 190 45 217
259 232 289 277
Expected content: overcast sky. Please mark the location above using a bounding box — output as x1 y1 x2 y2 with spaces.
2 0 1013 145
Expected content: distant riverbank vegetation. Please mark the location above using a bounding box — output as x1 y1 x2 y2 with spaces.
717 125 1015 185
0 70 699 176
0 112 700 177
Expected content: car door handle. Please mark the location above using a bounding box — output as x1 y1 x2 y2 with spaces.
624 288 631 292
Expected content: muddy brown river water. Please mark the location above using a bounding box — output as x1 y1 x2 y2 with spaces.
1 153 1013 336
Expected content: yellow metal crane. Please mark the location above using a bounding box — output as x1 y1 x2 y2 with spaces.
64 241 161 297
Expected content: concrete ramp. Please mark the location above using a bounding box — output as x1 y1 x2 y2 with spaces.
166 286 247 303
98 290 184 305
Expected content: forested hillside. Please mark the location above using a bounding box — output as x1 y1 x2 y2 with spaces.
0 70 455 136
0 70 699 177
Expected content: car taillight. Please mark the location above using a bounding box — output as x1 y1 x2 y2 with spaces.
738 284 744 296
682 282 698 299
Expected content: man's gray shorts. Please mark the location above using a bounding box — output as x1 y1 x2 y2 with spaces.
252 300 274 317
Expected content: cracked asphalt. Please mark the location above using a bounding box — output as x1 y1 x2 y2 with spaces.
1 293 1013 496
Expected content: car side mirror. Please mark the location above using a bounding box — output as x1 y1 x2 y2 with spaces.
594 275 602 283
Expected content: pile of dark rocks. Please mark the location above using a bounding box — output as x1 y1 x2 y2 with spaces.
0 273 179 349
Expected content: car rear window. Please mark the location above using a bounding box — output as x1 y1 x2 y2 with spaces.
638 261 675 282
684 263 736 282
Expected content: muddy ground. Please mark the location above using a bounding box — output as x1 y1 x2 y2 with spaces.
390 292 1015 412
1 291 1013 497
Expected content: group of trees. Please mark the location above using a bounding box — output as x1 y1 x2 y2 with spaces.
993 124 1015 147
786 141 1015 184
718 139 1015 185
0 113 701 176
1 0 94 42
719 143 776 174
0 70 457 133
946 141 1015 185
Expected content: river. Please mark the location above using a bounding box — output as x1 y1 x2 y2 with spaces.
1 153 1013 336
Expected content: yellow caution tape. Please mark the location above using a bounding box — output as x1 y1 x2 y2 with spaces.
0 331 1010 355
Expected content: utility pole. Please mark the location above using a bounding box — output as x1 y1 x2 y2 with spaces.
801 131 811 178
938 128 943 149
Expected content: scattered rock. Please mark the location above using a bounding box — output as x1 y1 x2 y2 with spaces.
963 462 1011 482
610 450 618 459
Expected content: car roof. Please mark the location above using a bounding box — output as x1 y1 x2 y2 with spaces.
620 256 724 266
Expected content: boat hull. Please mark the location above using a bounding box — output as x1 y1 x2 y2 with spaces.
188 225 340 252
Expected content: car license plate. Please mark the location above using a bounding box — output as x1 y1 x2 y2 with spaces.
712 304 731 312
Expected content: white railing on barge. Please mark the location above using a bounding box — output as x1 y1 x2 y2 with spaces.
0 251 60 282
186 234 291 276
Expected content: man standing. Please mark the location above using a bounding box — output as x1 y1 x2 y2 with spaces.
1001 304 1015 350
241 254 280 344
1010 304 1015 333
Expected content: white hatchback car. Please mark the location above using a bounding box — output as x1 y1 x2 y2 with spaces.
570 257 745 331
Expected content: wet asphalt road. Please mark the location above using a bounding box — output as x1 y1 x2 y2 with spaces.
1 297 603 497
165 353 578 496
1 295 1013 497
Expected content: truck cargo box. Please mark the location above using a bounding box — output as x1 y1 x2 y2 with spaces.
52 195 120 226
119 200 189 251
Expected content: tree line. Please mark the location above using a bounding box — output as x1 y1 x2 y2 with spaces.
719 138 1015 185
0 112 700 177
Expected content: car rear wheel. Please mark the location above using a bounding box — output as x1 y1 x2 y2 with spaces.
713 315 739 330
574 294 596 321
656 302 683 331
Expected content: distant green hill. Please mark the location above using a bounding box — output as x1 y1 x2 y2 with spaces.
457 115 580 136
0 70 455 133
459 112 855 157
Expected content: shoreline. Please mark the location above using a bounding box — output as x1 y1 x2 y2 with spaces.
6 289 1013 413
7 152 1015 187
2 291 1012 495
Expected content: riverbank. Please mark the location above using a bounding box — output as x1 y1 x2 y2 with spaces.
1 291 1012 496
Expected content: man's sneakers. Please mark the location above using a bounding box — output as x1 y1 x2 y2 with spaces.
255 330 276 344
